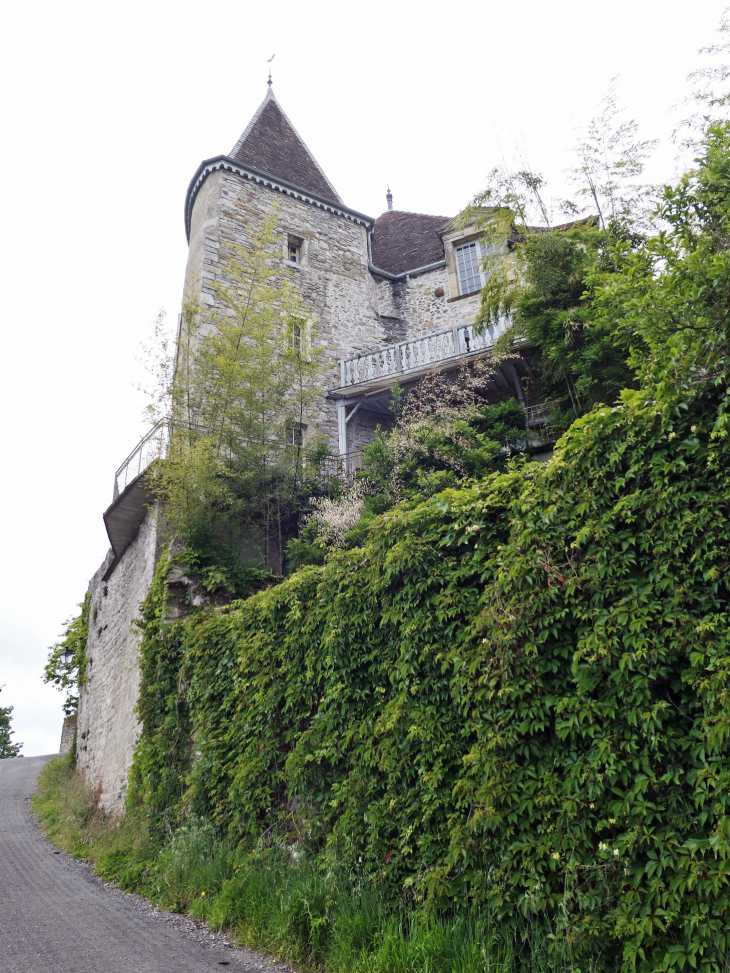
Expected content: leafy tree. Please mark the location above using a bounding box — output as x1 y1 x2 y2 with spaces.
147 211 330 581
467 87 657 419
594 120 730 393
0 687 22 758
44 593 90 717
676 8 730 151
569 79 658 237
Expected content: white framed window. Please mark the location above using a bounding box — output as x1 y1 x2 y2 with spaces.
289 316 306 352
455 241 483 295
286 424 304 447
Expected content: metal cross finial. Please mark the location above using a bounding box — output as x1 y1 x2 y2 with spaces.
267 54 275 86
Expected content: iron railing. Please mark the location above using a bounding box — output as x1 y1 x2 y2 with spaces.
112 421 169 500
524 400 560 448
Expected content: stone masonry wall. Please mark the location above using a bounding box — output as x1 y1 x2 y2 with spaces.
375 267 483 342
59 713 77 756
347 407 393 454
184 173 387 455
76 511 159 813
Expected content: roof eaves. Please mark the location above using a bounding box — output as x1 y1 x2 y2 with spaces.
368 258 447 282
184 156 374 241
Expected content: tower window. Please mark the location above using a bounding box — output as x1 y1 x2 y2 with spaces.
289 317 305 352
455 241 482 295
287 235 303 264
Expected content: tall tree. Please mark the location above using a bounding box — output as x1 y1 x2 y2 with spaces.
148 210 328 580
465 88 656 418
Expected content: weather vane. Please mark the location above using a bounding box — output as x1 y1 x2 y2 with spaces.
267 54 275 87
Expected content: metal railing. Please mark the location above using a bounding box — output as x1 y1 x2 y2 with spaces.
112 421 169 500
339 318 509 389
111 397 559 505
524 400 560 448
318 450 363 490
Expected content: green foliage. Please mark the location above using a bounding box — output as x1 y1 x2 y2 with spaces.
0 685 22 758
133 378 730 970
468 86 658 418
357 371 530 513
148 210 331 575
125 553 192 830
594 121 730 393
174 549 280 601
34 758 556 972
44 591 90 716
285 518 327 571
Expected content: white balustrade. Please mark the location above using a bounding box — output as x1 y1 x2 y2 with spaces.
340 318 507 389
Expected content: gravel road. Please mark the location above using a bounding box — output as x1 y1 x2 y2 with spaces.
0 755 293 973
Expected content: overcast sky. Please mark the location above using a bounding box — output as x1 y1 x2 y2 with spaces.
0 0 726 756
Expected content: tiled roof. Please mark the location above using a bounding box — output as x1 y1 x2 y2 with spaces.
371 210 450 277
230 89 342 205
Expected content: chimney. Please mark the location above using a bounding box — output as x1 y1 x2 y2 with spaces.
386 186 393 211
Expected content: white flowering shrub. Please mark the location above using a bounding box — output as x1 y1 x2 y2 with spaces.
307 484 367 548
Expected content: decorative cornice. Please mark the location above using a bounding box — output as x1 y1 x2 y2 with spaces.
184 156 374 241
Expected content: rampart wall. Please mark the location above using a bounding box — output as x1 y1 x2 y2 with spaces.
76 512 159 812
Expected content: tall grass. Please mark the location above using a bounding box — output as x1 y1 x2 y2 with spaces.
33 756 565 972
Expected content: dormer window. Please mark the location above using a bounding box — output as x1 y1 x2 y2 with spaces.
455 241 483 295
287 235 303 264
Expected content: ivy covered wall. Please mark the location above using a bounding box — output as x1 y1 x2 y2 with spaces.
127 374 730 970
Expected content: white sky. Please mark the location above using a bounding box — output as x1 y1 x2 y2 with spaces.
0 0 726 756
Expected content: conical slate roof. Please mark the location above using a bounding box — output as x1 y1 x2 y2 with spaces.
230 88 343 205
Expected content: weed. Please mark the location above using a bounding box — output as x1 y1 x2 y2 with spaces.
34 756 561 972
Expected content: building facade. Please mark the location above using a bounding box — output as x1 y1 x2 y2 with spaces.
182 84 528 461
76 85 535 813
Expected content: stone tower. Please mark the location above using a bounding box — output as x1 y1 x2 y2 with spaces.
182 85 387 456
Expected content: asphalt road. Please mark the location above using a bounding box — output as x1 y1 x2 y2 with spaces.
0 755 286 973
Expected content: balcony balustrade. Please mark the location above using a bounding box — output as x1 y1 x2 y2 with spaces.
339 318 509 390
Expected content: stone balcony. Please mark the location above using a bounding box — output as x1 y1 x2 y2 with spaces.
331 318 534 455
335 318 510 399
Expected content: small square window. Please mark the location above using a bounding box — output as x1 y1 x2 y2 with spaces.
287 234 303 264
286 425 304 447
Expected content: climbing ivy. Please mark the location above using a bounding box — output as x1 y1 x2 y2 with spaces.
129 374 730 970
44 592 90 716
126 553 191 829
127 123 730 970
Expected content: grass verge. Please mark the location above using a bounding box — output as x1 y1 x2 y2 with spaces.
33 756 563 972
